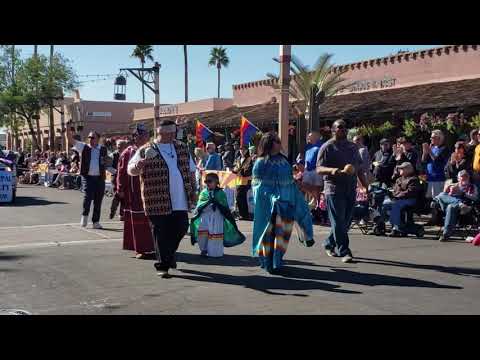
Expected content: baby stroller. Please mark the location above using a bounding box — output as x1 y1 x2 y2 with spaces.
368 183 389 236
350 185 377 235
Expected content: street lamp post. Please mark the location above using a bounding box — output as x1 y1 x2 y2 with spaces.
278 45 291 156
115 62 161 133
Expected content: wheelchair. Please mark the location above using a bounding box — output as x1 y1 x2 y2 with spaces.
368 183 425 238
431 197 480 239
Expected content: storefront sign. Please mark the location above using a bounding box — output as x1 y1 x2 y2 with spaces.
348 76 397 93
159 105 178 116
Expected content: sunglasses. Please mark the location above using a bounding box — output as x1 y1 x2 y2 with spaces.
335 125 346 129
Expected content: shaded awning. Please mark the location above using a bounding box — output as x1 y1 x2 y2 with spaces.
137 78 480 131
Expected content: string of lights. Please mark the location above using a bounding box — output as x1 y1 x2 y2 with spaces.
77 73 127 85
78 74 118 78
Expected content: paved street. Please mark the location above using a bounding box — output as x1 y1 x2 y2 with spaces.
1 184 479 314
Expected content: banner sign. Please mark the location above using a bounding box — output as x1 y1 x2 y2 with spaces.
0 170 13 202
200 170 254 214
201 171 239 210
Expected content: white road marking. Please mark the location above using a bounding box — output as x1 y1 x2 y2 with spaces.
0 238 121 250
0 221 120 230
78 227 111 239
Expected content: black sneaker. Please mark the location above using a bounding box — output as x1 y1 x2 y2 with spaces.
305 239 315 247
157 270 171 278
438 234 449 242
325 249 337 257
389 229 405 237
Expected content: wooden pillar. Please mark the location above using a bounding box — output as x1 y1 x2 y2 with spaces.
278 45 291 156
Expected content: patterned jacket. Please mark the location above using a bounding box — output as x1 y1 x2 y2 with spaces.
138 140 195 216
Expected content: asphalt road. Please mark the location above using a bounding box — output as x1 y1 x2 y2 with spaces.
1 184 479 314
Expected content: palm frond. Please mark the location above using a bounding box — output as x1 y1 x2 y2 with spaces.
313 53 333 74
208 46 230 68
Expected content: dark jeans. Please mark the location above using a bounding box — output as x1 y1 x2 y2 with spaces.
73 175 81 189
81 176 105 223
325 190 356 257
149 211 189 272
236 184 251 219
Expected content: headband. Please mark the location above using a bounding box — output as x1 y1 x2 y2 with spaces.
157 124 177 133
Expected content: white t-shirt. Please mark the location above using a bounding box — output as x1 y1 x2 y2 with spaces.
73 142 101 176
155 143 196 211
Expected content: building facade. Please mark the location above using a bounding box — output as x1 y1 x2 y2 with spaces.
131 45 480 133
7 90 151 152
232 45 480 107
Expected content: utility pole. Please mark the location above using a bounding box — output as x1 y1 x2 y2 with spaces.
48 45 55 151
278 45 291 156
184 45 188 102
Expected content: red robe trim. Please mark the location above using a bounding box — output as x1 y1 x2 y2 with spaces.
117 145 155 254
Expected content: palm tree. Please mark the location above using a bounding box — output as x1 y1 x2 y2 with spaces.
267 53 349 151
33 45 42 150
131 45 154 103
208 46 229 98
183 45 188 102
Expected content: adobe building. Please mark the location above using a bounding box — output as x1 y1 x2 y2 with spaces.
132 44 480 134
7 90 151 152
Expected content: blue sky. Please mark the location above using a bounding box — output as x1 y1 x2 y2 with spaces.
14 45 436 105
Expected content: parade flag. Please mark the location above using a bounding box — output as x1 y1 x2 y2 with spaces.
240 116 259 147
196 120 213 147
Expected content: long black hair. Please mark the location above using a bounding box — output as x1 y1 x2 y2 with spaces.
257 132 280 159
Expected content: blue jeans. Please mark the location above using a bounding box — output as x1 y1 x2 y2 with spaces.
381 198 416 230
435 192 461 235
325 191 356 257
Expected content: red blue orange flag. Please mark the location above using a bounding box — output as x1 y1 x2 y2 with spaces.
240 116 259 147
196 120 213 147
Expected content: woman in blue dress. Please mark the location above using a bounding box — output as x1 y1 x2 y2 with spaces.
251 132 315 274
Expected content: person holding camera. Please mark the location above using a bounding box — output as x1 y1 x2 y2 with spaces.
67 127 109 229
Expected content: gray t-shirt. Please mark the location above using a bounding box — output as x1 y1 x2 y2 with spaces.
316 138 361 195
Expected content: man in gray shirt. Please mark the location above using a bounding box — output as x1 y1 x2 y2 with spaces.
317 119 368 263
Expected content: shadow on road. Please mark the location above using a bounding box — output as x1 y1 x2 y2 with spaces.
354 257 480 278
278 266 462 289
174 268 361 296
10 196 67 207
0 252 30 261
176 252 343 269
